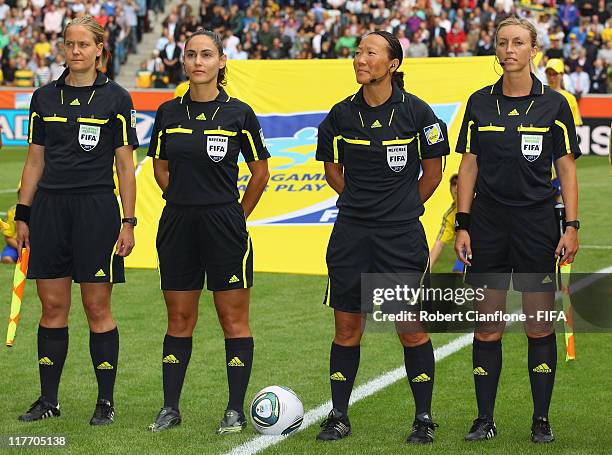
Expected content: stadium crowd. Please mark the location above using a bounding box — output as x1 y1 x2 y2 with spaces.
1 0 611 93
0 0 149 85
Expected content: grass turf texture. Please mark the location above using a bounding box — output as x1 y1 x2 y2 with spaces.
0 148 611 454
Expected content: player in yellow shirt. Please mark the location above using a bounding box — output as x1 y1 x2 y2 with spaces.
545 59 582 126
545 59 582 200
429 174 463 272
1 191 18 264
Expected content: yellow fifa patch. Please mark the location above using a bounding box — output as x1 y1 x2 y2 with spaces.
163 354 180 364
508 108 519 116
70 98 81 106
95 269 106 277
473 367 488 376
38 357 54 365
196 113 206 120
542 275 552 284
96 361 114 370
229 275 240 284
532 363 552 373
371 119 382 128
411 373 431 383
228 357 245 367
330 372 347 381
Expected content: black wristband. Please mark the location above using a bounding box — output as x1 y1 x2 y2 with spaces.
14 204 31 224
454 212 470 232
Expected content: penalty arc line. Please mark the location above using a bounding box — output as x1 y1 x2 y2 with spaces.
222 265 612 455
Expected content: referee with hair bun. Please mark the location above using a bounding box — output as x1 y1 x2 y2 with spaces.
316 31 449 444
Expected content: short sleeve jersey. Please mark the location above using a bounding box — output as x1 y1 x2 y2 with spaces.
316 84 450 224
28 69 139 191
147 88 270 206
456 74 580 206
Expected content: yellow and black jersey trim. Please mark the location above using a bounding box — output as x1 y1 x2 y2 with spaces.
77 117 109 125
241 129 260 160
116 113 128 146
554 120 571 154
478 125 505 132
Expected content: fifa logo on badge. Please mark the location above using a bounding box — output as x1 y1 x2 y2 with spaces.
424 122 444 145
521 134 543 162
78 124 100 151
387 145 407 172
207 135 228 162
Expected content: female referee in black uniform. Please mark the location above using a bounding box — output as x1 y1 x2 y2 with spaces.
455 17 580 444
316 31 449 444
147 30 270 433
15 16 138 425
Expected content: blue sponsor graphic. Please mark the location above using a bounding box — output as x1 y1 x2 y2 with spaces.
0 110 158 147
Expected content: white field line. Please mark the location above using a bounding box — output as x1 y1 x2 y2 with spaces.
0 189 18 193
581 245 612 250
222 266 612 455
222 333 473 455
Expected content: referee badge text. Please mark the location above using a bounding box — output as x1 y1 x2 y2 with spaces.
78 125 100 151
424 122 444 145
386 145 407 172
207 135 228 162
521 134 543 162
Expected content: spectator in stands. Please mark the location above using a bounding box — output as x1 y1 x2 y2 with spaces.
124 0 139 54
598 40 612 66
569 64 590 98
430 35 448 57
545 35 564 60
161 34 181 86
34 56 50 87
49 54 64 81
407 32 428 58
589 58 608 93
476 32 495 56
559 0 579 34
14 56 33 86
33 32 52 61
0 0 10 23
44 3 63 36
446 21 466 56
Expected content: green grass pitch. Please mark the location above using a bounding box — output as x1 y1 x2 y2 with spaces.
1 146 611 454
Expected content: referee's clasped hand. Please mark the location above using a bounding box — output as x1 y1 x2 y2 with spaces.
116 226 135 257
556 228 579 266
454 230 473 266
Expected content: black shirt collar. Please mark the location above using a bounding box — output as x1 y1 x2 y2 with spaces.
180 87 231 104
490 73 544 96
55 68 109 87
351 83 405 108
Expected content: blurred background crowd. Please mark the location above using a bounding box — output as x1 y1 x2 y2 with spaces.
0 0 610 93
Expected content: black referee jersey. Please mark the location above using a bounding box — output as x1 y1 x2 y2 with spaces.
456 73 580 206
28 69 139 191
147 88 270 206
316 83 450 224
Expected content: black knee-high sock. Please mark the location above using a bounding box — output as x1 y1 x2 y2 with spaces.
162 334 192 410
528 333 557 419
225 337 254 413
330 342 360 415
403 339 435 419
38 326 69 406
473 338 502 420
89 327 119 404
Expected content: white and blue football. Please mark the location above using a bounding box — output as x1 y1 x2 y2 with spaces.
250 386 304 435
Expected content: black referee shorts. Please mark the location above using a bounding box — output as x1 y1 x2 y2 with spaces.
466 194 559 292
324 219 429 313
156 202 253 291
28 190 124 283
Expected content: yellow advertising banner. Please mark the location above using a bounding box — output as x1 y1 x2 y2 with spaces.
127 57 499 274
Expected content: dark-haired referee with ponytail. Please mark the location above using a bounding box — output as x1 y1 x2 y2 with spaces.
316 31 449 444
147 30 269 433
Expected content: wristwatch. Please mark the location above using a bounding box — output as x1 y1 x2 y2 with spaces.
564 220 580 230
122 217 138 226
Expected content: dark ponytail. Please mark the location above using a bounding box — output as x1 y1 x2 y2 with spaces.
184 28 227 88
366 30 405 90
